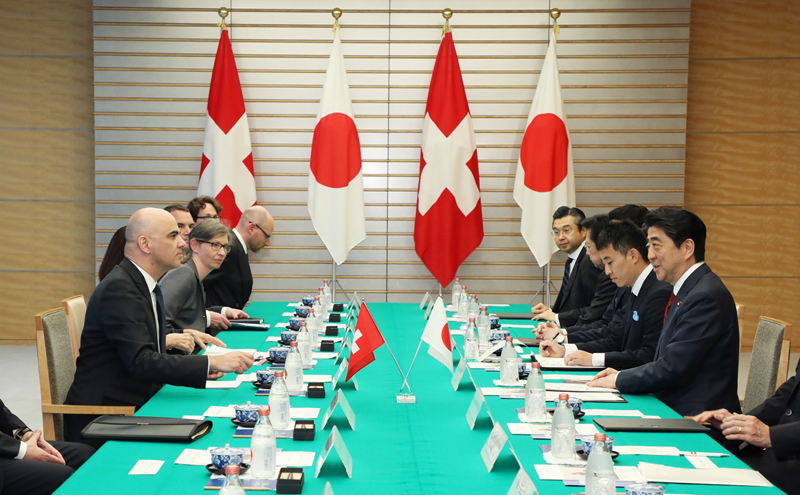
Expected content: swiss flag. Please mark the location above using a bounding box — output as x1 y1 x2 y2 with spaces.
197 28 257 227
308 27 366 265
345 303 385 382
414 31 483 286
513 36 575 267
421 297 454 372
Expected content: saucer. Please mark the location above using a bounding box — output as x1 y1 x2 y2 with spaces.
576 450 619 460
252 382 272 390
230 418 255 428
206 463 250 475
266 357 286 364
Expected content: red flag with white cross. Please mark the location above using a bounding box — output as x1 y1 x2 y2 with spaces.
197 28 257 227
345 303 385 382
414 31 483 287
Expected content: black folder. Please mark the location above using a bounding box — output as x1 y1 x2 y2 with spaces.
593 417 710 433
81 415 213 442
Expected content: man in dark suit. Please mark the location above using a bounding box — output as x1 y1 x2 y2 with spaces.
539 220 672 370
588 206 741 417
65 208 255 447
532 207 616 327
1 398 94 495
203 205 274 310
694 359 800 493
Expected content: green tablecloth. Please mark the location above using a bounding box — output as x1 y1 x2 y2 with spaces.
54 301 781 494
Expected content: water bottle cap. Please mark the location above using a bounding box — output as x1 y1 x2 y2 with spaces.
471 294 476 299
559 393 569 401
481 306 487 310
259 407 270 416
469 317 476 322
505 336 513 341
309 308 314 313
300 321 306 326
290 341 298 346
225 464 240 475
276 370 284 377
462 285 466 289
315 296 320 300
594 433 606 441
319 287 324 291
455 277 460 281
531 362 541 368
324 279 329 283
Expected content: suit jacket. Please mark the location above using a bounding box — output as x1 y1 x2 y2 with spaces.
575 269 671 370
159 259 222 337
203 232 253 310
740 359 800 493
616 263 741 416
552 247 616 327
566 286 630 343
0 399 26 459
65 258 208 440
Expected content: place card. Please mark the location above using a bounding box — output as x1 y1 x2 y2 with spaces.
480 422 509 472
315 426 353 478
451 358 467 391
320 389 356 430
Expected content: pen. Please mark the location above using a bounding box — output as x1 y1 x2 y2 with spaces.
679 451 729 457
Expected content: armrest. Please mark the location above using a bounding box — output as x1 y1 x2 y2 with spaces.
42 404 136 416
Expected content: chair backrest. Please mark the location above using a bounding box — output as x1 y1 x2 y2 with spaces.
735 304 744 354
777 339 791 391
742 316 789 413
35 308 76 441
62 295 87 360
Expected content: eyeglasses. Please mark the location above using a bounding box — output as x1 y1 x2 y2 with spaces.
199 241 231 253
552 227 575 237
250 221 271 239
196 215 220 221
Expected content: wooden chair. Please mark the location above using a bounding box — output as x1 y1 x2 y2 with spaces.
777 338 791 391
61 295 86 361
735 304 744 354
36 308 134 441
741 316 791 413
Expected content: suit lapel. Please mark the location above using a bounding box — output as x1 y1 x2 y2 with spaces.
560 247 585 300
654 264 710 359
120 258 160 347
188 259 207 320
235 235 252 303
623 272 654 347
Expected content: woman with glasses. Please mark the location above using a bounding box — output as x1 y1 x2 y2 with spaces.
159 220 249 354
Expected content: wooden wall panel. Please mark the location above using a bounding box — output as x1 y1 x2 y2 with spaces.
686 0 799 351
1 0 93 56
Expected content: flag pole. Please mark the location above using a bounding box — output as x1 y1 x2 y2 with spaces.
399 340 424 395
363 300 415 403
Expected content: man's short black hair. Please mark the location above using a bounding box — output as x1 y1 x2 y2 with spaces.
644 206 706 262
596 219 649 262
552 206 586 230
580 214 609 245
609 204 648 228
164 203 190 214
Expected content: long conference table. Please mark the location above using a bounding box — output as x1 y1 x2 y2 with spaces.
54 301 782 494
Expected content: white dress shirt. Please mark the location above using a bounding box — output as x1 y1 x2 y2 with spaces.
554 241 586 326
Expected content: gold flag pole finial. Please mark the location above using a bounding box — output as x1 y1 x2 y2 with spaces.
217 6 229 30
332 8 342 32
442 8 452 34
550 8 561 39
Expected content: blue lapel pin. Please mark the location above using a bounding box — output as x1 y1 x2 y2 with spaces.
632 310 639 321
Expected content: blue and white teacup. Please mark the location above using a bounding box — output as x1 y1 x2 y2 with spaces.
256 369 276 385
489 314 500 328
491 329 510 342
517 361 528 378
295 305 310 318
210 445 245 469
568 397 583 415
234 402 262 423
625 483 665 495
268 347 290 360
302 295 315 307
280 330 299 342
580 434 615 455
288 317 305 329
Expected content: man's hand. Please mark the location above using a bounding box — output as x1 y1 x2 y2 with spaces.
531 303 549 315
565 350 593 367
533 321 560 340
533 309 556 322
207 371 226 380
165 332 195 354
23 430 65 465
184 329 225 349
226 308 250 319
539 341 565 358
720 413 772 449
693 408 733 430
588 368 619 389
209 311 231 331
208 351 254 374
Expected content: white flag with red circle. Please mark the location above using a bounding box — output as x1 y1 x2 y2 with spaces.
421 297 454 372
197 28 257 227
513 36 575 267
308 28 366 266
414 31 484 286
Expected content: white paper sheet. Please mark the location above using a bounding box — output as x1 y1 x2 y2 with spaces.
303 374 332 383
290 407 320 419
545 382 618 393
638 462 772 487
506 423 535 435
312 352 338 360
542 374 593 382
686 455 718 469
582 409 647 418
202 405 236 418
204 379 241 389
203 345 257 356
468 363 500 370
128 459 164 475
614 446 680 456
174 448 212 466
277 451 315 467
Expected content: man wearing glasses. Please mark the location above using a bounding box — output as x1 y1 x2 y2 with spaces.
203 205 274 310
187 195 224 223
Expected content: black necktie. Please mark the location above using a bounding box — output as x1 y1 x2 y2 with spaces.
153 285 167 354
562 258 573 290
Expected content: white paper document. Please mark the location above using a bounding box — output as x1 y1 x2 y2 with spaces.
534 464 646 485
543 374 593 382
503 324 537 329
174 448 212 466
204 379 241 389
202 405 236 418
203 345 257 356
129 459 164 475
529 423 599 439
506 423 536 435
303 374 332 383
277 451 315 468
468 363 500 370
290 407 320 419
685 455 718 469
545 382 617 393
638 462 772 487
582 409 647 418
312 352 338 360
481 387 525 396
614 446 680 456
547 392 625 403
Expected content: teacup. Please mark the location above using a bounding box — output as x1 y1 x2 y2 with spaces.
491 329 510 342
256 369 276 385
280 330 299 342
295 305 310 318
489 314 500 328
580 434 615 455
517 361 528 378
568 397 583 415
234 402 262 423
625 483 665 495
301 295 315 307
210 445 245 470
268 347 290 360
288 317 305 330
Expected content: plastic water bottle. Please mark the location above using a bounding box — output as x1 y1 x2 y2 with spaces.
468 294 480 320
219 464 246 495
477 305 491 346
316 291 329 322
250 407 276 479
297 321 312 364
585 433 615 495
306 308 319 348
464 317 479 360
551 393 576 459
458 286 469 318
268 370 290 429
315 304 325 335
524 362 547 420
499 336 518 384
451 278 461 307
285 341 304 391
322 279 332 309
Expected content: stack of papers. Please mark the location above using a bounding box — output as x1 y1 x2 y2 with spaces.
638 462 772 487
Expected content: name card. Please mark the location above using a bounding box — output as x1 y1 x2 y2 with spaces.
335 336 352 363
424 301 434 320
322 481 335 495
451 358 467 391
315 426 353 478
419 291 431 310
320 389 356 430
480 422 510 472
506 468 537 495
466 389 492 430
331 358 359 391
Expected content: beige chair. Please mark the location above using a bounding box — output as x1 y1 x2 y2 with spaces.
61 295 87 360
741 316 791 414
735 304 745 354
36 308 134 441
777 338 791 391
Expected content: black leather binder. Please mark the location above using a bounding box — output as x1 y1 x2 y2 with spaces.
81 415 213 442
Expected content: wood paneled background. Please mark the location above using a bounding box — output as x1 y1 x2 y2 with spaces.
685 0 800 350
